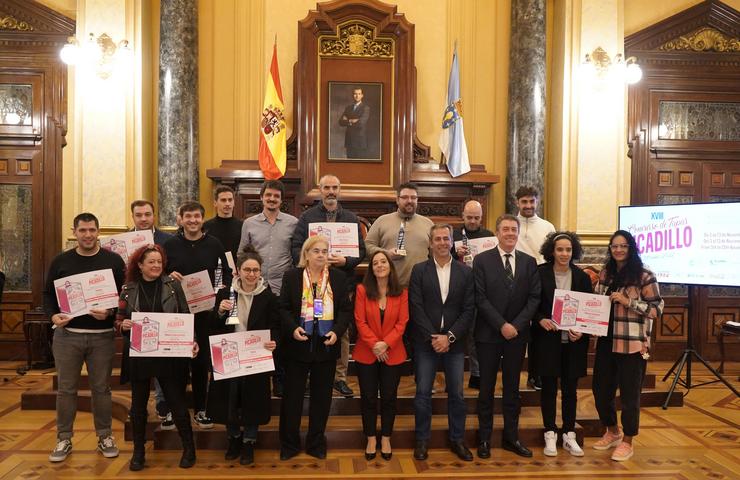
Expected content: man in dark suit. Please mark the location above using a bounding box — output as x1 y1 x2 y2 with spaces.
338 87 370 158
409 224 475 462
474 214 541 458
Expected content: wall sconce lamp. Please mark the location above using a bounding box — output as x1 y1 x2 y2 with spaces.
581 46 642 85
60 33 132 79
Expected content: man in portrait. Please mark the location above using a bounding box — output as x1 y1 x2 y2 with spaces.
338 87 370 158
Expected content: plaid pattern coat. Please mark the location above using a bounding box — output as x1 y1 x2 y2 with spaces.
596 268 664 355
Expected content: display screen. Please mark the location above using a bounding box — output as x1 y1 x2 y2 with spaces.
618 202 740 287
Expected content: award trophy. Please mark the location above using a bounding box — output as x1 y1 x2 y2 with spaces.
461 229 473 266
396 221 407 256
226 288 240 325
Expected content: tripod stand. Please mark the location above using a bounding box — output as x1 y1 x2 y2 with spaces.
662 285 739 409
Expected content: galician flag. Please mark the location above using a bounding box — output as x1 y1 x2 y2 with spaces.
259 41 286 179
439 45 471 178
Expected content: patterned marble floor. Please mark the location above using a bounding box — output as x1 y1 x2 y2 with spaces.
0 361 737 479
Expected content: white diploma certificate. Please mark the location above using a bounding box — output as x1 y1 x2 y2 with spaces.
453 236 499 257
551 289 611 336
129 312 194 358
101 230 155 264
53 269 119 318
209 330 275 380
308 222 360 257
181 270 216 314
225 251 236 272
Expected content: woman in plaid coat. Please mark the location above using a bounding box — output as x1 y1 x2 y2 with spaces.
591 230 664 462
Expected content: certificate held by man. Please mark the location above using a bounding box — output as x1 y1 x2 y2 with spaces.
552 289 611 336
181 270 216 314
53 269 119 318
308 222 360 257
453 236 499 258
129 312 194 358
209 330 275 380
101 230 154 264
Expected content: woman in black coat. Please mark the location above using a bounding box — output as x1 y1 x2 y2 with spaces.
531 231 593 458
116 244 197 471
207 245 280 465
278 236 351 461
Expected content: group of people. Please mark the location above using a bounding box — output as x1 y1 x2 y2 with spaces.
42 176 663 470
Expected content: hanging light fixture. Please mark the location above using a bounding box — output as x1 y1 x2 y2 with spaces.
581 46 642 85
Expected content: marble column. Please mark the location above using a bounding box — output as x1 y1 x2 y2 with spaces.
505 0 546 215
157 0 199 226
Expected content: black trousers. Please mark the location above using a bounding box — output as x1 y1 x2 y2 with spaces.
355 361 402 437
190 333 211 412
477 340 526 442
279 358 335 456
540 375 579 433
129 375 193 449
592 337 646 437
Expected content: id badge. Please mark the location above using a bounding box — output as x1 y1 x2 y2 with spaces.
313 299 324 319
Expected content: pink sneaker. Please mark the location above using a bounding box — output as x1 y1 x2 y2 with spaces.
592 430 623 450
611 442 634 461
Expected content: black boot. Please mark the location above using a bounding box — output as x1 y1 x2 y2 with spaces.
174 414 196 468
129 414 147 471
225 434 242 460
240 441 255 465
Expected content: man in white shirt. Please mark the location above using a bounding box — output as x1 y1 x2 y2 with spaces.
408 224 475 462
514 186 555 391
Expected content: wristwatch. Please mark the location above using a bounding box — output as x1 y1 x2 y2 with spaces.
447 331 457 344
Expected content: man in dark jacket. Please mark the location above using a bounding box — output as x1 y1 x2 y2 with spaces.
474 214 541 459
408 224 475 462
130 199 173 246
290 174 366 398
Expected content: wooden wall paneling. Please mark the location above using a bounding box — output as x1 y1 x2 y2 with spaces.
625 0 740 361
0 0 73 357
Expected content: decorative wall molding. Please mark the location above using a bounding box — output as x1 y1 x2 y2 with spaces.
0 14 33 31
660 26 740 52
319 22 394 58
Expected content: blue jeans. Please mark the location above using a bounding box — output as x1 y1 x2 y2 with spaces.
226 423 258 442
413 343 466 442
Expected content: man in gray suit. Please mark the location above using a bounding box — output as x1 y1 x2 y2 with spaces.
474 214 541 459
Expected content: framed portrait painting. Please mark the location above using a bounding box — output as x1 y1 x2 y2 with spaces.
328 81 382 162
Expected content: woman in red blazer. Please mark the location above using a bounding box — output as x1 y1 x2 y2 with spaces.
354 250 409 461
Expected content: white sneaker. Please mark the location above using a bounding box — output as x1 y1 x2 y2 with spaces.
49 439 72 462
562 432 584 457
543 430 557 457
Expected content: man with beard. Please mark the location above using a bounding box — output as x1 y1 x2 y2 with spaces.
239 180 298 396
164 201 231 429
44 213 126 463
451 200 494 389
290 174 365 398
365 182 433 287
514 186 555 391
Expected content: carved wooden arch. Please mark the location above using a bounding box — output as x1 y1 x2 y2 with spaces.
288 0 430 199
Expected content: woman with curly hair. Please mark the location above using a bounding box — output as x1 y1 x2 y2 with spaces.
532 231 593 457
592 230 663 462
116 244 198 471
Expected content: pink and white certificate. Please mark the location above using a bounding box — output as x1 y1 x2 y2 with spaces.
53 269 119 318
453 236 499 258
209 330 274 380
181 270 216 314
308 222 360 257
129 312 194 358
551 289 611 336
101 230 154 265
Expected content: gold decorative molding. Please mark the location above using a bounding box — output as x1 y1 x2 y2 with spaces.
319 22 393 58
0 14 34 31
660 27 740 52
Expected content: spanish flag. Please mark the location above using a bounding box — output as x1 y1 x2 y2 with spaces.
258 42 286 179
